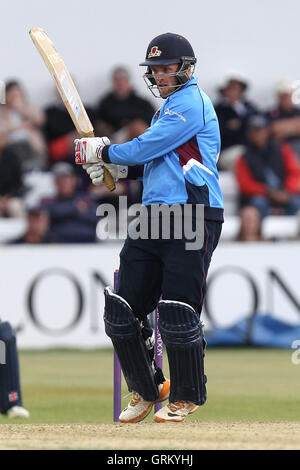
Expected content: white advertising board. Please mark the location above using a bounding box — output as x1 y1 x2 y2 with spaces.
0 242 299 348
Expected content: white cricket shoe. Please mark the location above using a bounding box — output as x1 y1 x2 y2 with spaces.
153 400 198 423
7 406 30 419
119 379 170 423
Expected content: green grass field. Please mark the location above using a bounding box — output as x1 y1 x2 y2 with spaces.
1 348 299 449
7 347 300 423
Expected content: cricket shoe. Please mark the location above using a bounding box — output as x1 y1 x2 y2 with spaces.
7 406 30 419
153 400 198 423
119 379 170 423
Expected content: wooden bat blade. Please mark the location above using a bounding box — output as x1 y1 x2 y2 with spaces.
29 27 115 191
29 28 92 136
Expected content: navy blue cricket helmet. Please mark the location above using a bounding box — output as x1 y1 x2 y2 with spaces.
140 33 197 98
139 32 196 66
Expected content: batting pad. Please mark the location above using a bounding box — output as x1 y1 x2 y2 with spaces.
104 288 159 402
158 300 207 405
0 321 23 413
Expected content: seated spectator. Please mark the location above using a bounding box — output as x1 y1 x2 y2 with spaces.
0 80 47 171
268 78 300 160
94 66 150 205
0 132 24 218
43 88 96 189
215 72 258 170
235 115 300 241
10 207 53 244
43 95 78 165
95 66 155 143
41 162 98 243
43 89 94 190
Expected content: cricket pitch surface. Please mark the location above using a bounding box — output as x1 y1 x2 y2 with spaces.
0 422 299 450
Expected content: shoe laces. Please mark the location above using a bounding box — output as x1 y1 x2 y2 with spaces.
129 391 142 406
168 401 187 412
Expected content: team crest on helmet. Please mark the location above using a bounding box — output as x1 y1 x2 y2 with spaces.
148 46 162 58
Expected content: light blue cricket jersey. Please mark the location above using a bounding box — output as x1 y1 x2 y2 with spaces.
102 77 224 221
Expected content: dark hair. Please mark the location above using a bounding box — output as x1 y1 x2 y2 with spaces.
5 80 21 93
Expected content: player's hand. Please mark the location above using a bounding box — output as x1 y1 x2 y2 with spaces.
74 136 110 164
82 163 128 186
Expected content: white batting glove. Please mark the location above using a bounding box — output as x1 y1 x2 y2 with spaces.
75 136 110 164
82 163 128 186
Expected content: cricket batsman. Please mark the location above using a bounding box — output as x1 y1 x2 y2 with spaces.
75 33 224 423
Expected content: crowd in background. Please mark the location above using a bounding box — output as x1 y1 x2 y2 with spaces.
1 67 300 243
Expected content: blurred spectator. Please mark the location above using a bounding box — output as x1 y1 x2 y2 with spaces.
268 78 300 160
44 82 134 213
235 115 300 241
10 207 53 244
94 66 150 205
88 178 133 207
43 96 78 165
43 88 96 189
215 72 258 171
41 162 98 243
0 132 24 218
95 66 155 143
0 81 47 171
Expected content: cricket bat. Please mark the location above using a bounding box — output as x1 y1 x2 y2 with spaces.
29 27 115 191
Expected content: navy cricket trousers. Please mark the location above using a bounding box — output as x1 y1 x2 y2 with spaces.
116 219 222 318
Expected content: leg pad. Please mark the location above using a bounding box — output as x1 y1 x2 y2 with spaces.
104 288 159 401
158 300 207 405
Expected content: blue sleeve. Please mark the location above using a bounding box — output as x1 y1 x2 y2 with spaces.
107 95 204 166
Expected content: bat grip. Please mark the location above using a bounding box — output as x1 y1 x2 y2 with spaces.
103 166 116 192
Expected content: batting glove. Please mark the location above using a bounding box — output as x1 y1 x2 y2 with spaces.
83 163 128 186
75 136 110 164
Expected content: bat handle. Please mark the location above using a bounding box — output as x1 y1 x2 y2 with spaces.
103 166 116 192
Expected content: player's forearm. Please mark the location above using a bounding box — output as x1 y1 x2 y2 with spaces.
103 120 199 166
